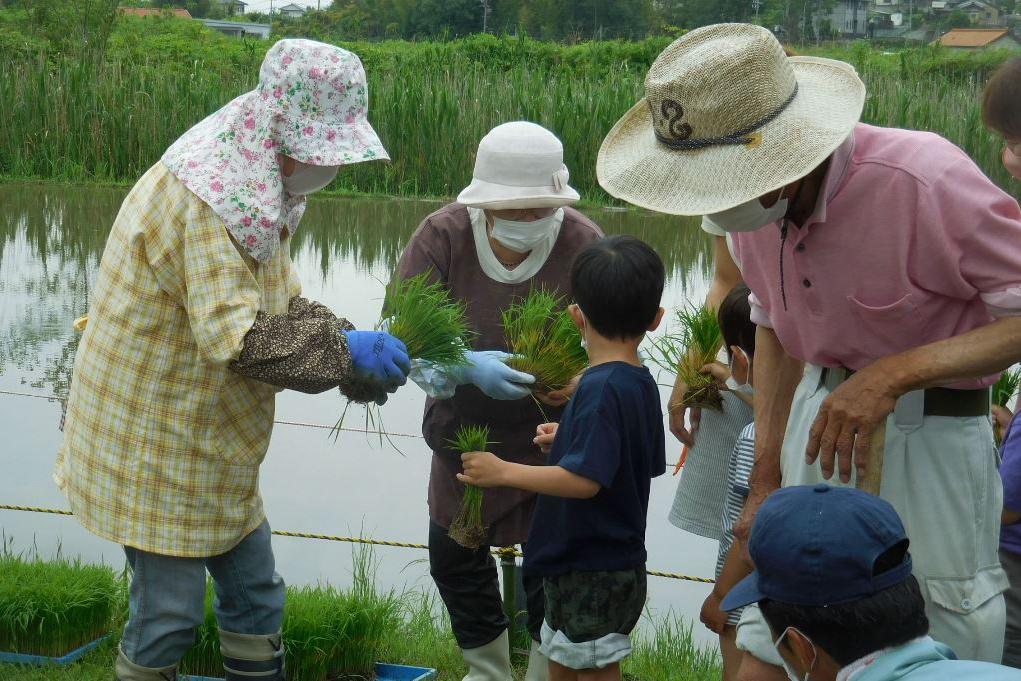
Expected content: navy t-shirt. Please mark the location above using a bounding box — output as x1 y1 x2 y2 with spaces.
524 361 666 576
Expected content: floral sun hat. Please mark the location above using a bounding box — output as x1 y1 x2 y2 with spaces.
162 39 389 263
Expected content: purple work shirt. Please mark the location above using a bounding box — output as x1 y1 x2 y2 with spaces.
1001 416 1021 555
731 123 1021 389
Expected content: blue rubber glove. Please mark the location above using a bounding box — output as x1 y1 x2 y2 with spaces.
343 330 411 387
451 350 535 401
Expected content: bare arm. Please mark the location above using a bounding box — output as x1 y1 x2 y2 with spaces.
732 327 803 554
458 452 600 499
808 316 1021 482
669 236 742 444
1004 509 1021 526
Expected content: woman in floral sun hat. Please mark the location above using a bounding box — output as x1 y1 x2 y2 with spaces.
55 39 406 681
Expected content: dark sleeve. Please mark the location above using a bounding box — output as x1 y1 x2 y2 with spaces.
229 296 380 402
556 390 621 488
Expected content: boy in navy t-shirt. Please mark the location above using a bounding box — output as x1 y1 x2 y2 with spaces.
460 235 667 680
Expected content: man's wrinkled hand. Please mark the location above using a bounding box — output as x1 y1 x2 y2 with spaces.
806 364 898 484
700 590 729 635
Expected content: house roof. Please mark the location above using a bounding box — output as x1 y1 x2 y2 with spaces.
933 28 1009 47
954 0 995 10
278 3 306 10
119 7 193 19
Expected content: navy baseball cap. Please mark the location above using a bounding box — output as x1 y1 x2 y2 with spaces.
721 484 913 611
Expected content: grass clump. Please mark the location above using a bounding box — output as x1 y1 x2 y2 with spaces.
623 615 721 681
502 289 588 394
181 548 403 680
447 425 492 550
0 552 122 657
650 306 724 411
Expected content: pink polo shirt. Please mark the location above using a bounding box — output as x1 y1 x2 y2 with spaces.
731 123 1021 389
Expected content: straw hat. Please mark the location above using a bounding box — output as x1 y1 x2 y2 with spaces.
597 24 865 216
458 122 580 210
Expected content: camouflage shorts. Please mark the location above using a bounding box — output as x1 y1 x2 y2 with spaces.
543 568 647 643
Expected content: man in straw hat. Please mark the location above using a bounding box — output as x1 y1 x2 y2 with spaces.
597 23 1021 663
394 121 603 681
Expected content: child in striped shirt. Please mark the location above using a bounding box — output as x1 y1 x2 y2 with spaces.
698 284 786 681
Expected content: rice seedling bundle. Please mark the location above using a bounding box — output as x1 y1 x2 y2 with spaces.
0 553 122 656
502 289 588 394
382 272 472 367
649 305 724 411
447 425 491 550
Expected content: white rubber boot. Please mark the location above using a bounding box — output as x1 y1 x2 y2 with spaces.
461 629 513 681
115 646 179 681
524 638 549 681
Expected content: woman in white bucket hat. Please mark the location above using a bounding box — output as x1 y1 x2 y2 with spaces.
392 121 602 681
599 22 1021 667
56 39 406 681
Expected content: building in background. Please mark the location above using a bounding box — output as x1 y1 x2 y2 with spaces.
201 18 271 38
932 27 1019 48
277 3 309 20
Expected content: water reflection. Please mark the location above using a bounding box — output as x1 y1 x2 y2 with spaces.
0 182 720 644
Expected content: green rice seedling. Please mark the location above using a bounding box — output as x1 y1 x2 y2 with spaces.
995 366 1021 409
447 425 492 550
649 305 723 411
624 613 721 681
381 272 473 367
502 289 588 394
0 552 121 657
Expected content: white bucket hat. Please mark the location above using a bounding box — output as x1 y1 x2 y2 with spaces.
457 121 580 210
597 24 866 216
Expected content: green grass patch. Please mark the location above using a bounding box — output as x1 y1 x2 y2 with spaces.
447 425 492 550
994 366 1021 409
503 289 588 394
0 551 123 657
649 306 723 411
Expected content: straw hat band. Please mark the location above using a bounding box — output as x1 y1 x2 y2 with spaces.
652 83 799 150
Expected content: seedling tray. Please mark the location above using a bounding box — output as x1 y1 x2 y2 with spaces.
0 634 107 666
182 662 437 681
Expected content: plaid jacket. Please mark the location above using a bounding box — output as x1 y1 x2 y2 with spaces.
55 163 301 557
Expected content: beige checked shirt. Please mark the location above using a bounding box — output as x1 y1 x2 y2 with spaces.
55 162 301 557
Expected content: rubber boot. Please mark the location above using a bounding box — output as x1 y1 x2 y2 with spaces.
524 639 549 681
461 629 513 681
115 646 178 681
219 629 286 681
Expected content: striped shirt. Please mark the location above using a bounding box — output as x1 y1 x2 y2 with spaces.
716 421 756 627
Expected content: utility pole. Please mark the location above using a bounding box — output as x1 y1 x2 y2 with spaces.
480 0 491 33
753 0 762 23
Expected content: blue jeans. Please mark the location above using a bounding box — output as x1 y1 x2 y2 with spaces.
121 520 285 669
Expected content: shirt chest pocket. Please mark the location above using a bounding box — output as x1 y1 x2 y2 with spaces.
846 293 919 354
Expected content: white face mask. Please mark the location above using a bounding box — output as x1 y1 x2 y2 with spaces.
491 213 559 254
773 627 817 681
282 162 339 196
707 191 788 233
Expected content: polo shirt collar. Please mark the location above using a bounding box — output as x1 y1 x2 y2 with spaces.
803 129 856 227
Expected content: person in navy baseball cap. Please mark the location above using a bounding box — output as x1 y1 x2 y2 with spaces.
722 484 1021 681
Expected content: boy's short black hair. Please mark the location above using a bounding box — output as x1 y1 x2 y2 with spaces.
759 543 929 666
718 284 755 360
570 235 665 340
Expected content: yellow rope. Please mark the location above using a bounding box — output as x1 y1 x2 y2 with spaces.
0 504 712 584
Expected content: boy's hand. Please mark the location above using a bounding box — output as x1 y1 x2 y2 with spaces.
458 452 507 488
699 590 728 634
533 423 559 454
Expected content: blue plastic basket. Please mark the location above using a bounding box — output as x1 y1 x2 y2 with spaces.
0 635 107 666
182 662 437 681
